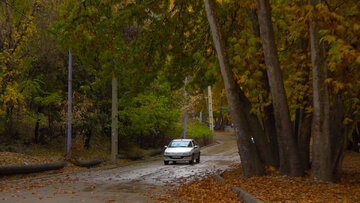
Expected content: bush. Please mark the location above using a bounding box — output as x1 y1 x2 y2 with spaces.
186 119 214 146
118 86 181 149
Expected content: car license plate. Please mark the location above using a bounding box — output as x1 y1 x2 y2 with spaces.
172 156 181 159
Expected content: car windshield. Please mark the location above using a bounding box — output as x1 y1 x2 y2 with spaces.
169 141 191 148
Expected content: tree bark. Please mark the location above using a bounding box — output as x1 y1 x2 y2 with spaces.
296 109 312 170
239 89 278 167
204 0 264 177
330 92 345 180
257 0 303 176
247 8 279 167
329 68 346 180
309 0 333 181
263 104 280 167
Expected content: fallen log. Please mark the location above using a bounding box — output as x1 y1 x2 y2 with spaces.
72 158 109 168
0 162 67 176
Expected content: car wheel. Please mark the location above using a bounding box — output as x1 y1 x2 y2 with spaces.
189 154 194 164
164 160 169 165
196 153 200 163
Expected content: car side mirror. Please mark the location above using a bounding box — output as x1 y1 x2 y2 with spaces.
164 145 168 149
194 145 198 148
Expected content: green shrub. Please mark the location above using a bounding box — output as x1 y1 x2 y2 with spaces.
186 119 214 146
118 82 182 148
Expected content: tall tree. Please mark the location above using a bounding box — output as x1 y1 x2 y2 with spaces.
257 0 303 176
308 0 333 181
204 0 264 177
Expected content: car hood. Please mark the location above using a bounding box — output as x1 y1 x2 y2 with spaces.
165 147 192 153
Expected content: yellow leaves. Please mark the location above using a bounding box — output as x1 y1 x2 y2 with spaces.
325 78 346 94
0 83 25 112
321 35 336 44
326 78 345 93
355 56 360 65
353 23 360 32
343 117 353 125
325 78 333 84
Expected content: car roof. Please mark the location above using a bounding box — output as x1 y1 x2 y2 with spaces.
171 139 193 141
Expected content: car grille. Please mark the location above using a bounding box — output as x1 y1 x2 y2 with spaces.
165 155 191 159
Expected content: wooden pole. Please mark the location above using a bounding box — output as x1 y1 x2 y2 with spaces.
111 76 118 163
208 86 213 131
183 77 188 139
66 49 72 160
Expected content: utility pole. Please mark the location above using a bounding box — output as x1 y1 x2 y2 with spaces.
208 86 214 131
183 77 188 139
66 49 72 160
111 74 118 164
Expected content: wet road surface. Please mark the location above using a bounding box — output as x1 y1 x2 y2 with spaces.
0 132 239 202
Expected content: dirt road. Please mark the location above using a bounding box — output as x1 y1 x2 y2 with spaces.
0 132 239 202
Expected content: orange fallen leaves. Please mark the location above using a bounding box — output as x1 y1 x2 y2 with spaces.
160 151 360 202
221 151 360 202
175 177 241 203
0 152 53 166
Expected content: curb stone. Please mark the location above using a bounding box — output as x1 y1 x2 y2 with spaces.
215 174 263 203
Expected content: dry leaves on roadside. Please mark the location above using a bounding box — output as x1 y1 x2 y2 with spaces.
0 152 53 166
222 151 360 202
175 176 241 203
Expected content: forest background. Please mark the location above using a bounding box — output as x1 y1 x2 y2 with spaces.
0 0 360 182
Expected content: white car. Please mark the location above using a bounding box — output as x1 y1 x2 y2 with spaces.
163 139 200 165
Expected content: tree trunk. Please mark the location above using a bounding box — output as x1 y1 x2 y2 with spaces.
247 8 279 168
111 76 118 164
204 0 264 177
330 92 345 181
309 0 333 181
0 162 66 175
330 69 346 180
238 89 278 167
296 109 312 170
257 0 303 176
263 104 280 167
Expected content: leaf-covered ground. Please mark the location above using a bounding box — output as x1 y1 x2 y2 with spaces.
169 151 360 202
0 152 55 166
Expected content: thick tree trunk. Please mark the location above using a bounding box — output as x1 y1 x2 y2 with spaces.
330 92 345 181
204 0 264 177
257 0 303 176
309 0 333 181
296 109 312 170
351 127 360 152
330 69 346 180
247 8 279 167
264 105 280 167
239 90 278 167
